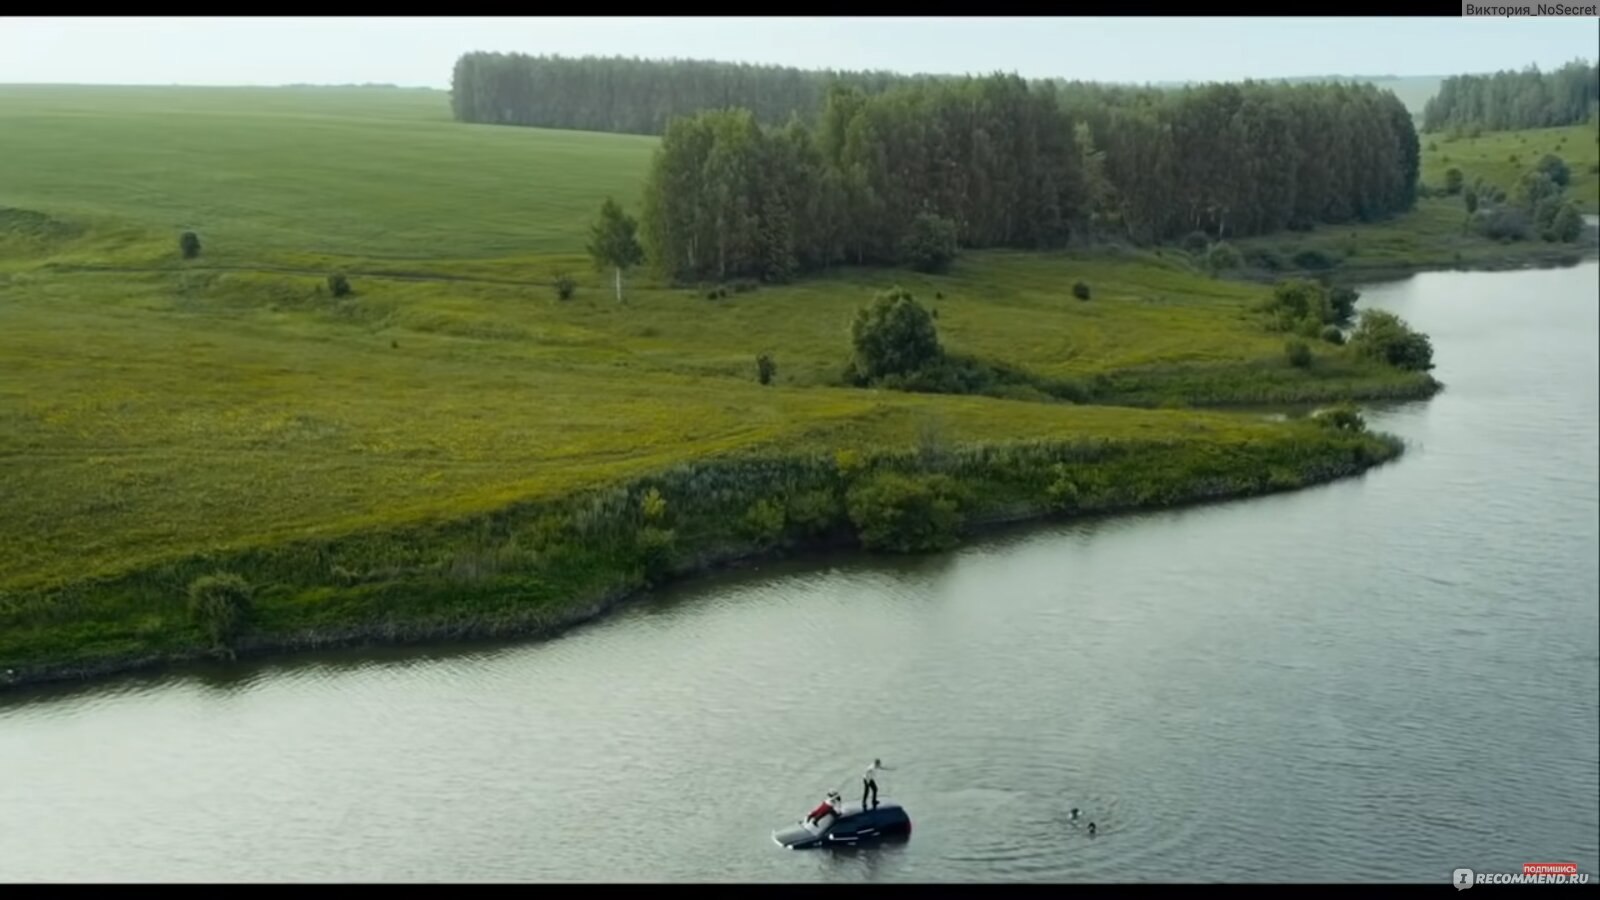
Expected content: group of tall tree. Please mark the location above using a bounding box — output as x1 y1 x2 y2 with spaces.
1422 61 1599 133
450 52 930 135
638 75 1420 283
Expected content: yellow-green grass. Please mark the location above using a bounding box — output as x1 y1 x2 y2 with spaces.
0 86 1440 645
1421 123 1600 214
0 85 652 259
1 259 1379 594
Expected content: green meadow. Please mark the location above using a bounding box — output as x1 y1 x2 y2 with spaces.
0 85 1587 680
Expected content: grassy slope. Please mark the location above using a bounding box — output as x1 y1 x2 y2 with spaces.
0 85 1558 675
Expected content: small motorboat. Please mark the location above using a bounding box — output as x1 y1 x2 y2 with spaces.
771 800 912 850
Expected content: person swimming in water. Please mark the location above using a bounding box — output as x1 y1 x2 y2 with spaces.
1087 822 1097 836
1069 808 1080 821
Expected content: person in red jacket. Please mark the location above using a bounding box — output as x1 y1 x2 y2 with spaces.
806 792 841 826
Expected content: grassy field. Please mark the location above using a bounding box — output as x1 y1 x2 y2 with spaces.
1421 123 1600 214
1229 124 1600 278
0 85 1571 680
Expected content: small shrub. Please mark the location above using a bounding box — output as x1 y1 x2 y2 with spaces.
1285 339 1313 368
179 231 201 260
1045 464 1082 512
1328 286 1359 325
900 212 960 273
187 572 251 649
639 486 667 523
635 526 677 584
846 471 968 553
1180 231 1210 255
1536 153 1571 187
1443 167 1463 195
756 353 776 386
1463 188 1478 214
834 448 865 480
1072 280 1091 301
1320 325 1345 345
1205 241 1242 274
740 499 787 545
1352 309 1434 371
1314 403 1366 433
1417 182 1437 199
850 287 943 381
1472 206 1532 242
786 489 842 537
1549 202 1584 243
553 273 577 301
327 273 352 298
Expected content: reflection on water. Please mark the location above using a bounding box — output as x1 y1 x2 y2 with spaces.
0 263 1595 883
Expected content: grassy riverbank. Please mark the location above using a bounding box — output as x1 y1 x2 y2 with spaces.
0 84 1565 687
1 423 1402 684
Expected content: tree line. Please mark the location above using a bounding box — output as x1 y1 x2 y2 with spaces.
637 75 1420 283
1422 61 1599 134
449 52 935 135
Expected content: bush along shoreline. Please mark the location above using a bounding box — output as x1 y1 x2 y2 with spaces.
0 419 1402 693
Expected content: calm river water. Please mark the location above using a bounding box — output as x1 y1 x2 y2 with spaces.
2 260 1596 883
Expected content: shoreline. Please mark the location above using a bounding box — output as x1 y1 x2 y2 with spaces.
7 222 1591 700
0 438 1398 697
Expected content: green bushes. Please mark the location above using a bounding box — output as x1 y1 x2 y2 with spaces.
756 353 776 385
1072 280 1092 301
740 499 787 545
1546 202 1584 243
786 489 842 537
1260 278 1351 332
1205 242 1242 274
846 471 968 553
3 426 1408 678
1285 340 1313 368
553 272 577 301
187 572 251 650
327 273 353 298
1320 325 1345 345
1536 153 1571 187
1351 309 1434 371
179 231 201 260
849 286 943 381
901 212 960 273
1314 403 1367 433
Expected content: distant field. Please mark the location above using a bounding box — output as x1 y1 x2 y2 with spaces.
1421 124 1600 214
0 85 1543 598
0 85 653 258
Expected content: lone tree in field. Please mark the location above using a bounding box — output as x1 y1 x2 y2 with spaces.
850 287 943 381
587 197 644 303
179 230 201 260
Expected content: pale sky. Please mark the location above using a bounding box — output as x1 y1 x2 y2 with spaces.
1 17 1596 88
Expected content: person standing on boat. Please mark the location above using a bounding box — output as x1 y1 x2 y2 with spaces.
862 759 891 809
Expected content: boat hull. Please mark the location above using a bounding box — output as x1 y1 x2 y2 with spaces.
772 801 911 850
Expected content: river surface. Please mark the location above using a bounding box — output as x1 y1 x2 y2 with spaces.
2 260 1597 883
